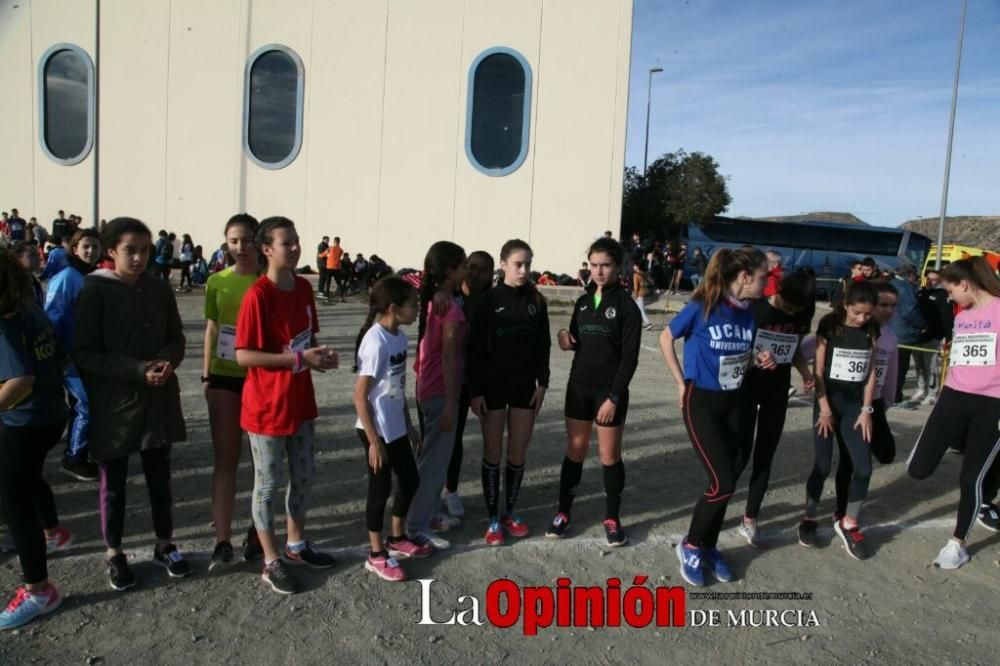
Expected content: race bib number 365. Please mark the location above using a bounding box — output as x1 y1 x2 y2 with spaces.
718 351 751 390
830 348 869 382
950 332 997 367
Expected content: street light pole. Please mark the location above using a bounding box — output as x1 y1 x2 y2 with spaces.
935 0 967 270
643 67 664 177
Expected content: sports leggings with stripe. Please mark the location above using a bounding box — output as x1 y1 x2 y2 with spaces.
681 382 752 549
907 386 1000 541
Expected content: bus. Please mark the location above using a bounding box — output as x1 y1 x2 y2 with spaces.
683 217 932 296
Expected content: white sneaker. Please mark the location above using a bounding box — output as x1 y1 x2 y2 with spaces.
411 531 450 551
737 519 761 548
933 540 969 570
909 389 928 404
921 393 936 406
442 491 465 518
429 513 460 532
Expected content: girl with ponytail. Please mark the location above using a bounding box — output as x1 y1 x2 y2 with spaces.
659 246 773 587
406 241 467 551
907 256 1000 569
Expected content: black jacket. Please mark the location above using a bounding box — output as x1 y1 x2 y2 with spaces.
468 283 550 396
919 286 955 342
567 282 641 398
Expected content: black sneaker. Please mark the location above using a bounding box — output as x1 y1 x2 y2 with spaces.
153 544 192 578
62 459 99 482
798 519 819 548
209 541 235 572
243 526 264 562
107 553 137 591
545 512 571 538
602 519 627 547
262 559 299 594
283 542 335 569
977 503 1000 533
833 520 868 561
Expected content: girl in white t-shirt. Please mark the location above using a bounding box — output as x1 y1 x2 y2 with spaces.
353 276 432 581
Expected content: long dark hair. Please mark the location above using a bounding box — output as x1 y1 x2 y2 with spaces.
418 241 466 346
353 276 418 372
691 246 767 319
255 216 295 267
818 280 879 341
941 256 1000 298
224 213 260 270
0 249 32 317
467 250 495 294
499 238 544 305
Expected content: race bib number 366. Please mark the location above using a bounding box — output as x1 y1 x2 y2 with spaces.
950 332 997 367
830 348 869 382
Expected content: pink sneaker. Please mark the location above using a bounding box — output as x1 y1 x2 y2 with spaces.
386 536 433 559
365 553 406 582
45 525 74 554
501 514 529 538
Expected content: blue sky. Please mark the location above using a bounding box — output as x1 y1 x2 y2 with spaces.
625 0 999 228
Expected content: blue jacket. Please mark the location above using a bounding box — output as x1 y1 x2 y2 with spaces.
41 247 69 281
44 264 85 352
888 277 927 344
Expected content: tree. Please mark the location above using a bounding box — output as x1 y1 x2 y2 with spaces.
620 149 731 238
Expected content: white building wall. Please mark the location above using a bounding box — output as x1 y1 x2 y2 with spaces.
0 0 633 274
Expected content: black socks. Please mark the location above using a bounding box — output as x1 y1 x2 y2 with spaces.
603 460 625 521
558 457 584 515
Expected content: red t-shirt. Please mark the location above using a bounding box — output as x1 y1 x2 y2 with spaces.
236 275 320 436
763 266 783 297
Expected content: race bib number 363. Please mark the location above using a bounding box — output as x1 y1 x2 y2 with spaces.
754 329 798 365
830 348 869 382
950 332 997 367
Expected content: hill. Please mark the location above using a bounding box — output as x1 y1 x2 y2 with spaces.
899 216 1000 249
749 212 868 226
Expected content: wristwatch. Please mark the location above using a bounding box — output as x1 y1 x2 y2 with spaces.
861 405 874 414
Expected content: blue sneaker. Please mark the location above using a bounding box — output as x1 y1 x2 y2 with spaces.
675 539 705 587
0 585 62 630
702 547 735 582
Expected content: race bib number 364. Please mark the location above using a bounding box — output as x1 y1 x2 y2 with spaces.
950 332 997 367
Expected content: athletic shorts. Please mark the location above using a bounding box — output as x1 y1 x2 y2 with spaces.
207 374 245 394
564 382 628 426
484 381 538 411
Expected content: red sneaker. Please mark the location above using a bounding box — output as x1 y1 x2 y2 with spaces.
501 514 529 538
485 520 505 546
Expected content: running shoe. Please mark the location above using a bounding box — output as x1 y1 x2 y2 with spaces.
411 531 450 551
833 520 868 561
797 519 819 548
675 539 705 587
908 389 928 404
430 513 460 532
642 323 654 331
262 559 299 594
441 491 465 518
921 394 937 406
933 540 970 570
702 547 735 582
61 460 99 482
365 553 406 582
243 526 264 561
209 541 235 572
500 514 529 538
602 518 627 547
545 513 570 539
737 519 759 548
386 536 433 559
977 503 1000 532
45 525 74 554
787 387 797 398
107 553 137 591
485 520 505 546
154 544 192 578
0 585 61 631
284 542 336 569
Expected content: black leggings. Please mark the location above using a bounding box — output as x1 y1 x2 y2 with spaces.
907 386 1000 541
0 420 65 585
682 383 751 549
99 447 174 549
179 261 192 288
737 386 790 520
835 399 895 516
446 386 471 493
806 392 872 522
357 430 420 533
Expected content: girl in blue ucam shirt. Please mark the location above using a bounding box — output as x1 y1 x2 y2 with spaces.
659 247 772 587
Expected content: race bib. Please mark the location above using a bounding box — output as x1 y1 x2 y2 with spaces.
755 329 798 365
387 368 405 400
286 328 312 372
718 351 751 390
830 348 869 382
874 348 889 388
950 332 997 367
216 324 237 361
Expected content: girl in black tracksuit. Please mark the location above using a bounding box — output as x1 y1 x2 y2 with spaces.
468 239 550 546
735 269 816 547
546 238 641 547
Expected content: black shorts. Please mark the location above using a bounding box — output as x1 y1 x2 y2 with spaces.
564 382 628 426
484 381 538 411
207 374 245 394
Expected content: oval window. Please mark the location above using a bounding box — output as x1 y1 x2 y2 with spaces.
244 46 304 169
466 49 532 176
39 45 94 165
